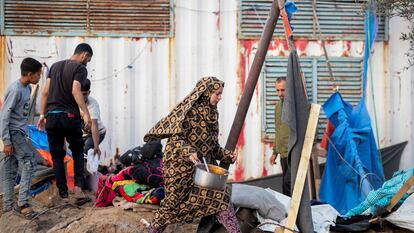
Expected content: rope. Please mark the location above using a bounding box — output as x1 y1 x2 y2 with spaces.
311 0 337 92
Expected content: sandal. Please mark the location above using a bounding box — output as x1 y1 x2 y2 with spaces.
75 196 91 206
13 203 38 220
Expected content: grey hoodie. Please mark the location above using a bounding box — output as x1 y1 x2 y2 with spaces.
0 80 31 145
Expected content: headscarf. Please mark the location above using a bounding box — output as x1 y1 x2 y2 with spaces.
144 77 224 142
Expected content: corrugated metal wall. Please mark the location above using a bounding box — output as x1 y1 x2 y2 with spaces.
2 0 173 37
1 0 414 181
239 0 388 40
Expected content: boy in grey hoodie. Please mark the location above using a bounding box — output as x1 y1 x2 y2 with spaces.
0 57 42 219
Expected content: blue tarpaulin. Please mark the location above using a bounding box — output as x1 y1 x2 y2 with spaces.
28 125 50 151
319 0 384 215
319 93 384 215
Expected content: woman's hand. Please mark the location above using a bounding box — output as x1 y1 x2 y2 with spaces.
189 153 200 165
229 152 237 163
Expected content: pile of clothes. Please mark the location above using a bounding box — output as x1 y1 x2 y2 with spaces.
96 140 165 207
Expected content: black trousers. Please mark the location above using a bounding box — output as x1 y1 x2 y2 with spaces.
280 157 291 197
45 113 86 197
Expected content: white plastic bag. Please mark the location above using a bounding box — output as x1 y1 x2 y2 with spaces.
86 149 99 174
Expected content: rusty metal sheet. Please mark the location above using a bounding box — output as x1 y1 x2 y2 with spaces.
238 0 388 40
89 0 171 36
2 0 173 37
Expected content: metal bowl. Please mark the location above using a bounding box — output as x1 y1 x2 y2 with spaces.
194 164 229 190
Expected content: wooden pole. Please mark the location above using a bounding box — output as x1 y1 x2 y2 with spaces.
282 104 321 233
221 0 281 169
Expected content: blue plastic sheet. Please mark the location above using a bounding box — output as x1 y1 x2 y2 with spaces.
362 0 378 96
319 93 384 215
28 125 50 151
284 0 297 31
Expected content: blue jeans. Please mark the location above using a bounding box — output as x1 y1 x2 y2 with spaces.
2 130 35 210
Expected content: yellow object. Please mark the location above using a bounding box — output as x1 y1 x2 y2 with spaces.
112 180 136 190
207 164 228 176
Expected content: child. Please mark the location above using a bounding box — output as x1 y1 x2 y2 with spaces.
0 57 42 219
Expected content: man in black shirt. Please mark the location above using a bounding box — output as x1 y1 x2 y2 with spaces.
37 43 93 202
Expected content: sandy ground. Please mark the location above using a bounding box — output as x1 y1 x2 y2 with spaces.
0 186 198 233
0 185 412 233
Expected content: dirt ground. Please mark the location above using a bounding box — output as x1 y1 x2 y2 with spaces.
0 185 412 233
0 186 198 233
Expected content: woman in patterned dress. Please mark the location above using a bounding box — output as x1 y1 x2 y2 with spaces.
144 77 240 233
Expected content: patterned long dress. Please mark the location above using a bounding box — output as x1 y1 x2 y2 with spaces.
144 77 233 231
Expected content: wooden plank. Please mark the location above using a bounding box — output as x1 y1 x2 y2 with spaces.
386 174 414 211
369 174 414 223
282 103 321 233
311 150 321 200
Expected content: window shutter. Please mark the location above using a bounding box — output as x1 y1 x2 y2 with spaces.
262 56 363 140
239 0 387 40
2 0 173 37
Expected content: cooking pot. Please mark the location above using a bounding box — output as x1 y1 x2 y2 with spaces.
194 163 229 190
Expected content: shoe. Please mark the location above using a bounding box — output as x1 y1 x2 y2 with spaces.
2 206 13 213
60 193 70 203
73 186 91 206
13 203 38 220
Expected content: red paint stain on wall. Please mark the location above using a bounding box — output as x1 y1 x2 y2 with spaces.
342 41 352 57
294 40 309 52
262 166 268 177
234 163 244 181
216 0 220 31
239 40 256 92
268 39 288 51
233 124 245 181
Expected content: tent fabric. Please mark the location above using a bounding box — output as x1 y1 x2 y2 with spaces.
281 50 314 233
28 124 75 189
381 141 407 180
256 188 339 233
231 184 286 221
385 192 414 231
319 93 384 215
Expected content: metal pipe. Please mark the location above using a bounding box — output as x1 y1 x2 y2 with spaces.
221 0 281 169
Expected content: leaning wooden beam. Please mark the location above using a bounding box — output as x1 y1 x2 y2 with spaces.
220 0 281 169
369 174 414 224
282 103 321 233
